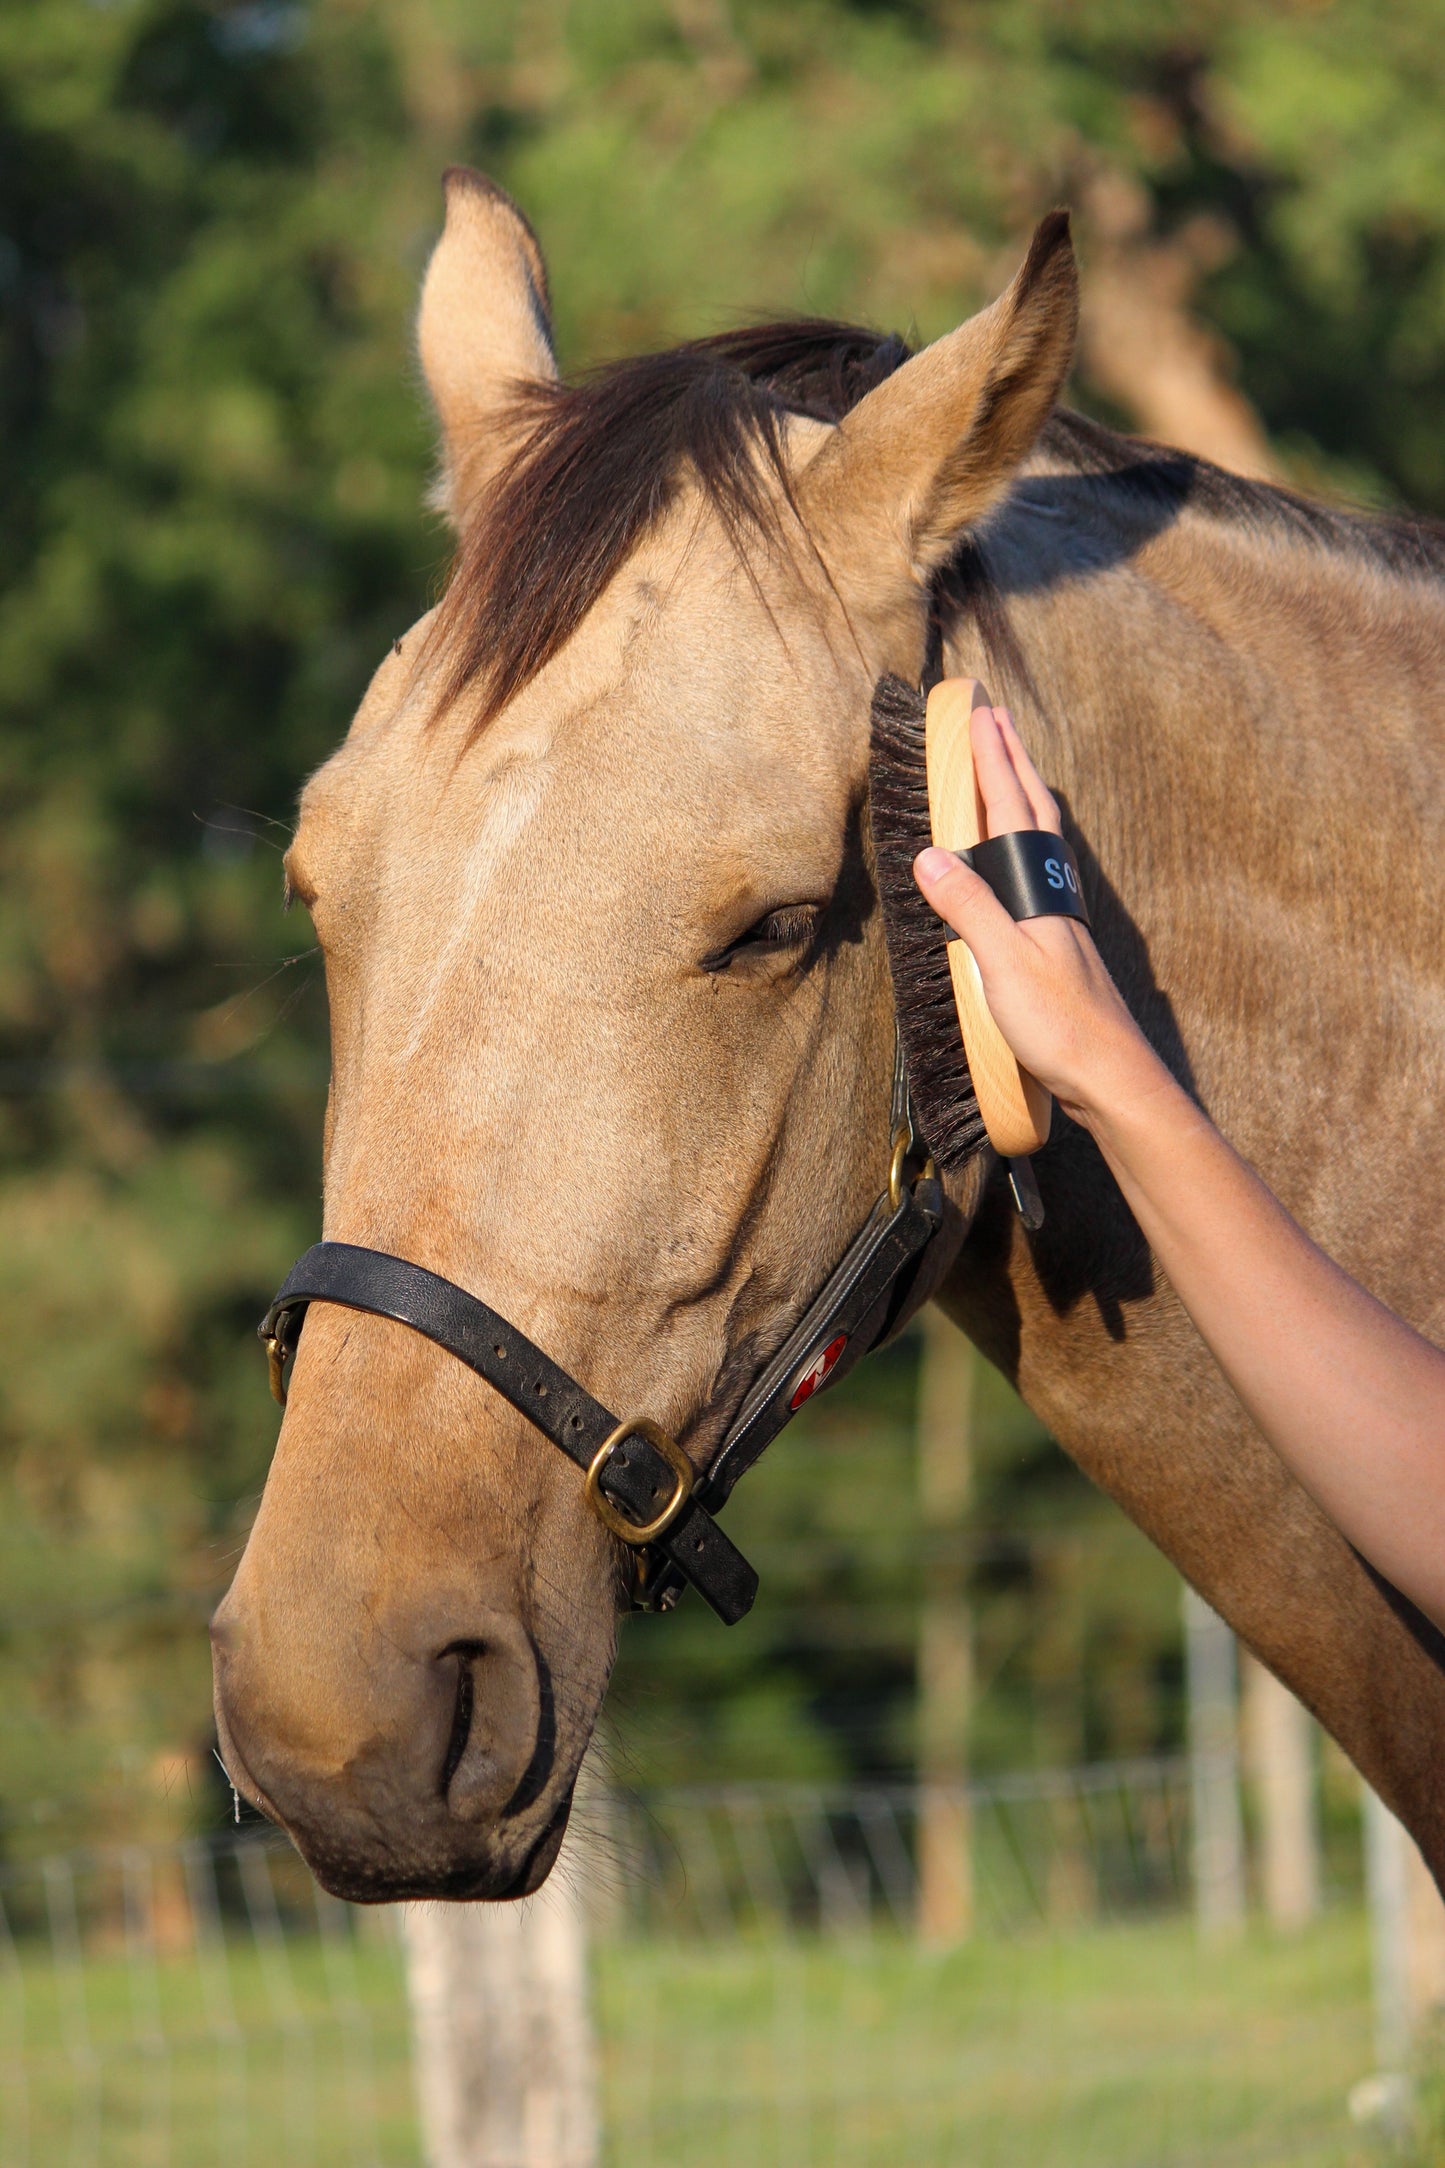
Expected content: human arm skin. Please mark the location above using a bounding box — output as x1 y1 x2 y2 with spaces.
913 702 1445 1633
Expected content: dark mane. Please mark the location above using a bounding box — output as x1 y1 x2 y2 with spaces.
942 408 1445 708
431 320 912 730
430 318 1445 734
1044 408 1445 580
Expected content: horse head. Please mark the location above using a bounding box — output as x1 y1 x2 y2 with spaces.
210 171 1077 1902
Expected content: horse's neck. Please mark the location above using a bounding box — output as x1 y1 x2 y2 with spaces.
954 499 1445 1012
933 479 1445 1874
940 491 1445 1345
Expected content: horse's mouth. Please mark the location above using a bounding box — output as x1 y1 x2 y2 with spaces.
296 1783 575 1906
215 1677 575 1903
513 1788 574 1889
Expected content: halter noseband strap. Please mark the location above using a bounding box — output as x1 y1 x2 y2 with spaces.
258 1048 943 1627
260 1241 761 1623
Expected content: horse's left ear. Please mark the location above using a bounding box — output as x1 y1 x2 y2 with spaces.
417 168 558 529
798 212 1077 603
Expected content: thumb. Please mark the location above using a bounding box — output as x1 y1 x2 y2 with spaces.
913 845 1018 968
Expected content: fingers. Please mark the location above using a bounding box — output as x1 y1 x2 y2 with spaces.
993 706 1063 835
965 693 1064 840
969 705 1035 837
913 844 1018 963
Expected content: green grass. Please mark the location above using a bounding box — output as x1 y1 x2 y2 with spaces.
0 1930 420 2167
0 1908 1394 2167
594 1912 1383 2168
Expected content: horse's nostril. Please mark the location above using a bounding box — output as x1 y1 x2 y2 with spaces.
439 1645 481 1794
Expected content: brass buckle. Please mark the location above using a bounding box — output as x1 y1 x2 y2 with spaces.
263 1326 289 1407
585 1419 694 1547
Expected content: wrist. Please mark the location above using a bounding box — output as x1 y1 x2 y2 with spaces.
1060 1021 1184 1143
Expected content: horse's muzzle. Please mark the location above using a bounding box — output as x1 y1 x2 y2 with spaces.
209 1595 571 1902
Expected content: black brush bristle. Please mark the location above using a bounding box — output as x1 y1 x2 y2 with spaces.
868 673 987 1174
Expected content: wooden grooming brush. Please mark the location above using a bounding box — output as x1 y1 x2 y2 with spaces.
924 677 1052 1157
868 672 1050 1210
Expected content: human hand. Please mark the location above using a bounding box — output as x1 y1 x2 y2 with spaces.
912 702 1161 1131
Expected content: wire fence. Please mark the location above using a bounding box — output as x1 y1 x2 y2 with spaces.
0 1759 1384 2168
0 1834 414 2168
601 1757 1200 1940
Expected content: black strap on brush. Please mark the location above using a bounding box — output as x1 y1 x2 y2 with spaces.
949 830 1091 930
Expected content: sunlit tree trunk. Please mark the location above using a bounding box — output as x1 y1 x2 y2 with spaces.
1074 165 1280 482
1364 1787 1445 2082
916 1308 974 1945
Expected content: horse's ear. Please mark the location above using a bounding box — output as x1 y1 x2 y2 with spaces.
798 212 1077 601
417 168 558 529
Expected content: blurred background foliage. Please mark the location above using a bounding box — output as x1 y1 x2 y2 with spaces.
0 0 1439 1853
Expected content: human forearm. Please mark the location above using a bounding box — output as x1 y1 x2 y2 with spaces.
1069 1031 1445 1626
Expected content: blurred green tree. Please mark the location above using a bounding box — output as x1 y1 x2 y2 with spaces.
0 0 436 1848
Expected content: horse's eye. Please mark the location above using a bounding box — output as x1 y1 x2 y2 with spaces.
706 903 821 971
752 905 818 949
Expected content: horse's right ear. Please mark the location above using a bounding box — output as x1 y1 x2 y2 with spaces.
797 212 1077 611
417 169 558 529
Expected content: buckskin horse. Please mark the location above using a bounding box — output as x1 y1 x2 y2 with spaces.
211 170 1445 1902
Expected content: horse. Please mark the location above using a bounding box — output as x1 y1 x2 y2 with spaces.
210 168 1445 1903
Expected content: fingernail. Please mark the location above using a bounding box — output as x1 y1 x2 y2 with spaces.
970 683 994 712
915 847 955 883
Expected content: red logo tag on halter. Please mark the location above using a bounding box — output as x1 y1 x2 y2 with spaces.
789 1334 848 1412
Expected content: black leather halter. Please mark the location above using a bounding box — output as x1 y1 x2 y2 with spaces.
259 1046 944 1626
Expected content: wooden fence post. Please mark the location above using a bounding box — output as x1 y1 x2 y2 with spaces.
1362 1786 1445 2079
1241 1652 1320 1930
403 1835 599 2168
1183 1585 1246 1941
916 1308 975 1946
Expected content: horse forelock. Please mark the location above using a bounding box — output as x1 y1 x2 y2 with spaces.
424 318 915 739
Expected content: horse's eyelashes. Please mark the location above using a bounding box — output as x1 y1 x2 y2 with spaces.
706 903 821 972
756 905 818 948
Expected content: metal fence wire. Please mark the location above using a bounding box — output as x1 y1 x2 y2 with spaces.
598 1759 1198 1942
0 1760 1384 2168
0 1831 415 2168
